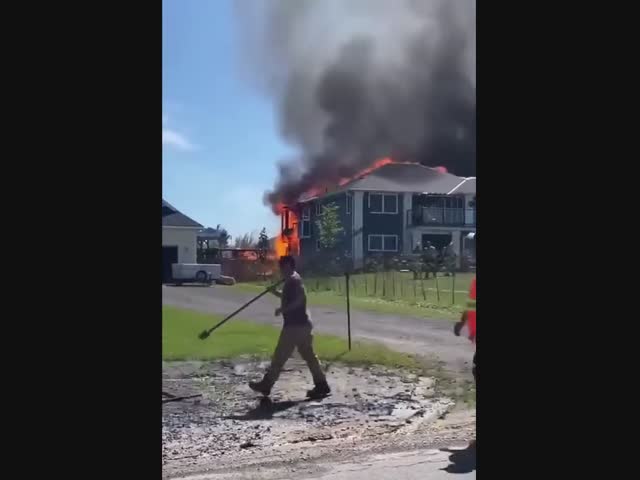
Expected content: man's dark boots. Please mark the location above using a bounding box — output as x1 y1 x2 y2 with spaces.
307 381 331 399
249 379 272 397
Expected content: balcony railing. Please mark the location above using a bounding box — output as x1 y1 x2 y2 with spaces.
407 207 476 227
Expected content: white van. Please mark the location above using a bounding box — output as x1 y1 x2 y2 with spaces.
171 264 221 285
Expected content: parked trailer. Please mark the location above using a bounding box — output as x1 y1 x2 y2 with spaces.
171 263 221 285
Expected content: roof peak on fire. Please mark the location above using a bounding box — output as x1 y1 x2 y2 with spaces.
298 162 474 203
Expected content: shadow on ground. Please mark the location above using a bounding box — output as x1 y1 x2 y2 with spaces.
224 397 305 421
441 443 476 474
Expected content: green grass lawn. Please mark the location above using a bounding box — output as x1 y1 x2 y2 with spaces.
235 271 473 320
163 305 422 370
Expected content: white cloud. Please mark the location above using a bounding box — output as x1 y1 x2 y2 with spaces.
162 112 196 151
163 128 196 151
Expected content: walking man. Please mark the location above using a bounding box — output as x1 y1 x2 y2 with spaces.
423 241 438 279
249 256 331 398
443 240 457 275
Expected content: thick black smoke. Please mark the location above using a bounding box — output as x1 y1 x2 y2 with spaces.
235 0 476 211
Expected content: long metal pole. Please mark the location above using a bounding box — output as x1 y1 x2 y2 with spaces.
452 271 456 305
345 272 352 351
162 394 202 404
198 279 284 339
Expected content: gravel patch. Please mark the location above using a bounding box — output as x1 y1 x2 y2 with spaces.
163 359 456 478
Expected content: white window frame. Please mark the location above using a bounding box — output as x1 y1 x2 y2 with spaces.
315 202 322 215
368 193 398 214
367 234 399 252
300 207 311 238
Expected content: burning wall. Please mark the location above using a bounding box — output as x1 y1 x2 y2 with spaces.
275 204 300 257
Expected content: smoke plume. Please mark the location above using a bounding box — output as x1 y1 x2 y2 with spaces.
235 0 476 211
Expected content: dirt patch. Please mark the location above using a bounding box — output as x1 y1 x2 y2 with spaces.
162 359 471 479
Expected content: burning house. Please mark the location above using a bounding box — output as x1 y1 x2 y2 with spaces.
275 159 475 270
237 0 476 266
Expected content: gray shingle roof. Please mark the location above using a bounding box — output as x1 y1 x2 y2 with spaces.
300 164 473 203
162 199 203 228
348 163 467 194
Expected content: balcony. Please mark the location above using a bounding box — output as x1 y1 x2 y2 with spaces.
407 207 476 227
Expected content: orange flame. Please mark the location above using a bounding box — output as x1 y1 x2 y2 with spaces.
338 157 394 186
274 203 300 258
274 236 288 258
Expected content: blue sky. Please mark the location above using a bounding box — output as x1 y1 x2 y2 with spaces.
163 0 291 240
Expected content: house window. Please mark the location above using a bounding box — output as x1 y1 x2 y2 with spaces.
383 235 398 251
368 234 398 252
315 202 322 215
445 196 464 209
300 207 311 238
424 196 464 209
346 194 352 214
369 235 382 251
369 194 383 213
369 193 398 214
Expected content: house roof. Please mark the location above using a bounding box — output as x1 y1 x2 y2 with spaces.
447 177 476 195
198 227 222 239
299 163 475 203
162 199 203 228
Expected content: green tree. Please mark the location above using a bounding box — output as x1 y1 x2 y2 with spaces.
315 202 344 250
257 227 269 261
216 224 230 248
234 232 256 248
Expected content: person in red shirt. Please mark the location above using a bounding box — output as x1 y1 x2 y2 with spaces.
455 276 476 385
454 275 476 450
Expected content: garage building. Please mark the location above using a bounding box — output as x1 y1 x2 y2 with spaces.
162 199 203 283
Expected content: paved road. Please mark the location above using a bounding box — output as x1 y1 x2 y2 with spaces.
170 446 475 480
303 447 475 480
162 285 474 375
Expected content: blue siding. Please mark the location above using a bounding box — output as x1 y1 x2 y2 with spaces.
301 191 405 262
362 192 403 254
300 193 352 257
